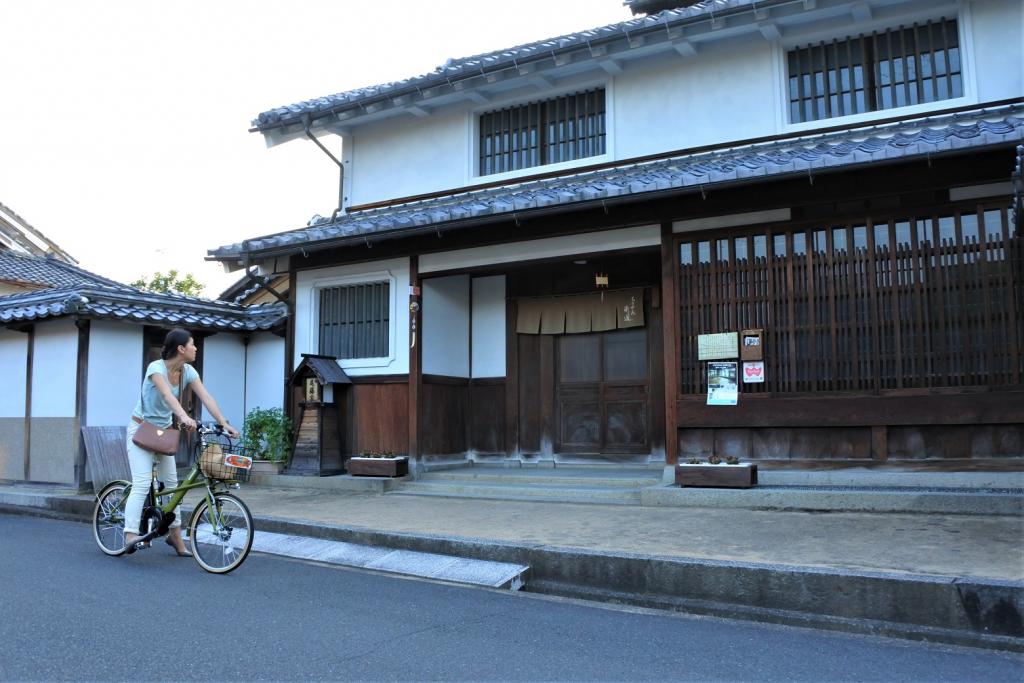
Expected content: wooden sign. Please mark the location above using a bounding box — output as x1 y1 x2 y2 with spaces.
741 329 764 361
305 378 321 402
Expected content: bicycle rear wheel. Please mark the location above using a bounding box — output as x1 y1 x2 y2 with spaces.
188 493 254 574
93 481 130 556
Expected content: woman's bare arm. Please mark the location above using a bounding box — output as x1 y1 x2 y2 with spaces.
189 378 241 438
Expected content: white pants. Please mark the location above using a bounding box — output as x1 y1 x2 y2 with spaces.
124 421 181 534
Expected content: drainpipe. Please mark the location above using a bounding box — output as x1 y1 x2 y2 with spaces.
302 114 345 215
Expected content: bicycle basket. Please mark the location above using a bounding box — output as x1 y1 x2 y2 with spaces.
199 442 255 482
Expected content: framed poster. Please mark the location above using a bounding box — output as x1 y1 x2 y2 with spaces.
742 361 765 383
707 361 738 405
697 332 738 360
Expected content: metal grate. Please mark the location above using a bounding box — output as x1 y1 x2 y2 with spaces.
787 18 962 123
479 88 606 175
677 202 1022 395
318 282 390 359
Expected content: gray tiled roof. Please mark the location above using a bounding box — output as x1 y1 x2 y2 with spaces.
253 0 767 130
212 104 1024 261
295 354 351 385
0 251 127 290
0 284 287 331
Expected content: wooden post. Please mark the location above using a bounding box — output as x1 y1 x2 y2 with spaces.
871 425 888 462
23 325 34 481
504 298 519 458
284 269 297 421
74 319 90 490
408 256 421 461
660 223 679 468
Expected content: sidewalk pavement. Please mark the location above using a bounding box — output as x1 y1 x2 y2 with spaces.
1 479 1022 651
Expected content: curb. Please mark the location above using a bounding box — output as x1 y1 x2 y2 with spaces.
3 492 1022 652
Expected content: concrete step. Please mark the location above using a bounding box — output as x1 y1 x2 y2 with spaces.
392 480 645 505
251 531 529 590
642 484 1024 515
418 470 661 488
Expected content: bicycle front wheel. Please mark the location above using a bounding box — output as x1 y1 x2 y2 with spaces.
188 493 254 574
93 480 130 556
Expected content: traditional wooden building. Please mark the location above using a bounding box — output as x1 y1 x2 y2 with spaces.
210 0 1023 478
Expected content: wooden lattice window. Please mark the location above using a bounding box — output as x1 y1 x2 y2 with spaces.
677 203 1023 395
787 17 962 123
318 282 390 359
479 88 606 175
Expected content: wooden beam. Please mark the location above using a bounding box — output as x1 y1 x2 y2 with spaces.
408 255 422 461
851 3 872 22
758 22 782 42
598 59 623 76
677 392 1024 428
672 39 697 57
75 319 90 489
408 105 430 118
660 223 679 468
461 90 490 105
23 325 33 481
505 298 519 458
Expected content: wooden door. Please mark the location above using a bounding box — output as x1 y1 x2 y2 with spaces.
555 327 649 455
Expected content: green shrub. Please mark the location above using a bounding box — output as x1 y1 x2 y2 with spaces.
242 407 293 463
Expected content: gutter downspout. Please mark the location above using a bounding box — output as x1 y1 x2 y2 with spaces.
302 115 345 215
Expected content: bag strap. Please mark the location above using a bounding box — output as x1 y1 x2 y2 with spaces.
139 360 186 426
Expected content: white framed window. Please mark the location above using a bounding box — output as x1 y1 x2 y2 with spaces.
786 17 963 124
306 268 400 371
317 281 390 359
478 88 607 175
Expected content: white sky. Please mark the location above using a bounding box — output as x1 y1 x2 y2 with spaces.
0 0 633 297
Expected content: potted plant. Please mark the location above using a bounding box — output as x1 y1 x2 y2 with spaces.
346 449 409 477
675 455 757 488
242 407 294 474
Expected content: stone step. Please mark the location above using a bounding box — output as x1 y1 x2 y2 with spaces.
392 480 644 505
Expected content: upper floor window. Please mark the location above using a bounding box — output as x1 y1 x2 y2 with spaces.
787 17 962 123
479 88 606 176
318 281 389 359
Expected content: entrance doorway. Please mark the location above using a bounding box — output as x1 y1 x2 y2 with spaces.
555 327 649 455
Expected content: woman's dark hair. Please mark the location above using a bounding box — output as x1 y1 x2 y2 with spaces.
161 328 193 360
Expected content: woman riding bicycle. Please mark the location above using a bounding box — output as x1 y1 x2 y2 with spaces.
125 328 240 556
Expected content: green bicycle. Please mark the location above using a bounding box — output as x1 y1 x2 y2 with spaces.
92 423 256 574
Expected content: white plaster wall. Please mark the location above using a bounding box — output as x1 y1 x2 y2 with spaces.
245 333 285 413
350 108 469 207
201 334 246 429
0 330 28 417
420 225 660 273
471 276 506 378
85 322 142 426
294 257 409 376
423 274 470 378
30 319 78 418
971 0 1024 102
337 3 1016 210
614 40 777 157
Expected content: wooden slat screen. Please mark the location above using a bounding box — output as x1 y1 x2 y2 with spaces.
677 202 1022 395
318 282 390 359
787 17 962 123
479 88 605 175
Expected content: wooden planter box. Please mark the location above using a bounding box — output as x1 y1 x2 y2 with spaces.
251 460 287 475
347 456 409 478
676 463 757 488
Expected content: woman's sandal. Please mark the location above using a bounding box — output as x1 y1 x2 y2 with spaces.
165 537 193 557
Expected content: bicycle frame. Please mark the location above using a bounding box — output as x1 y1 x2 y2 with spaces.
110 433 239 534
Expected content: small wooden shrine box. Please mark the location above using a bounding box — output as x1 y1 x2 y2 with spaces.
288 354 351 476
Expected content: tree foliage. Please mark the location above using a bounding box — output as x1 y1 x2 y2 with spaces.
130 270 205 297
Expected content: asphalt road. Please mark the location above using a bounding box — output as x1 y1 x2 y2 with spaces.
1 513 1021 682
